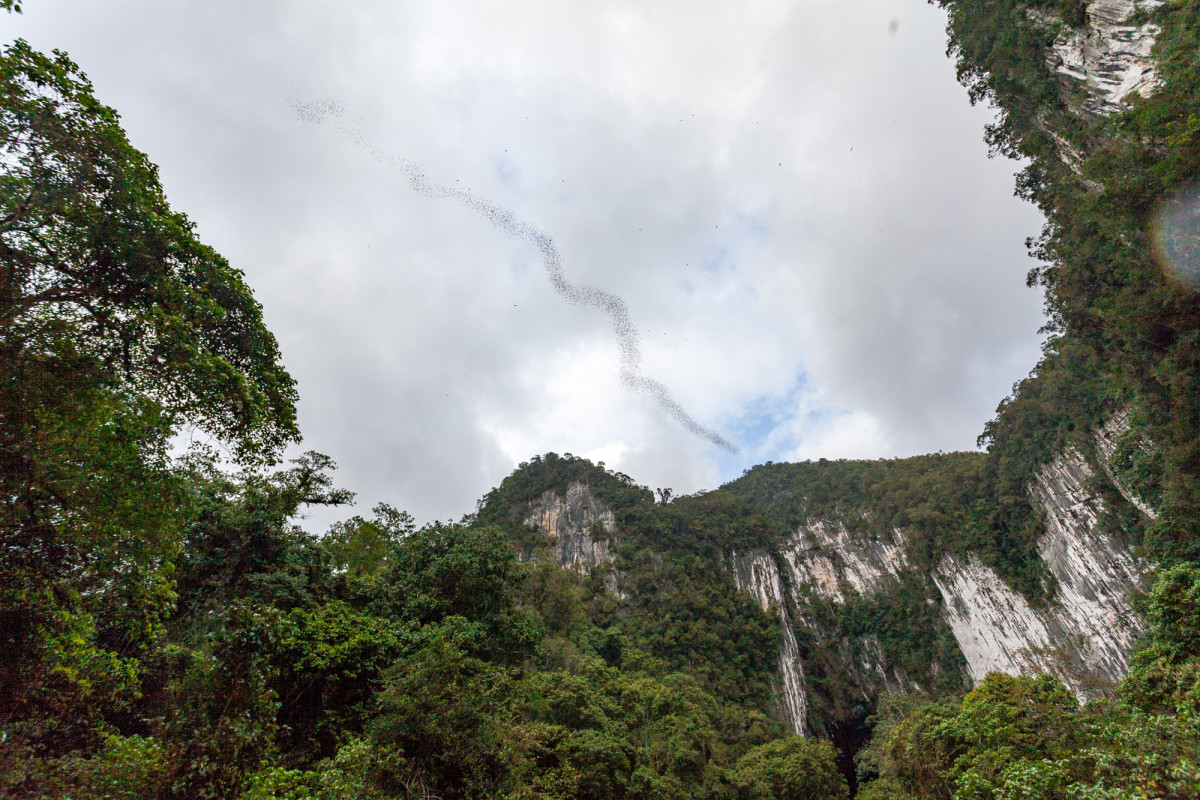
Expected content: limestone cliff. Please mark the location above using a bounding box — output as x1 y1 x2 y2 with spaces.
750 415 1149 734
507 0 1175 745
729 552 808 734
1044 0 1162 118
780 521 908 605
931 439 1147 698
523 481 617 573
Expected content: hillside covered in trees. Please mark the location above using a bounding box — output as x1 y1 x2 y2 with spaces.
3 0 1200 798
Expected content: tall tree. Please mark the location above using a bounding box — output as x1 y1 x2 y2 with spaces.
0 38 299 751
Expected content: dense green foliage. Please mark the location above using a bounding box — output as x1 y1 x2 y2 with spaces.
0 37 302 794
477 453 787 727
4 0 1200 795
728 736 849 800
934 0 1200 569
856 569 1200 798
0 38 841 798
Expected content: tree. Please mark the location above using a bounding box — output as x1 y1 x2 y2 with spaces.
728 736 848 800
386 523 542 663
1123 563 1200 714
322 503 415 579
365 621 522 800
0 40 298 457
0 36 300 771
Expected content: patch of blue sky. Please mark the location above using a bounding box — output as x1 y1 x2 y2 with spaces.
712 372 807 479
712 369 863 484
695 242 733 275
507 252 535 279
730 209 771 242
682 213 769 297
492 155 521 187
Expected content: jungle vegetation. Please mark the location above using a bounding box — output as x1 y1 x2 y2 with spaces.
3 0 1200 797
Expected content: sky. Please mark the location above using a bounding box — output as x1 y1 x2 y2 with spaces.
6 1 1048 527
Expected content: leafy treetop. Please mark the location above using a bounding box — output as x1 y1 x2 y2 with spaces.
0 39 299 461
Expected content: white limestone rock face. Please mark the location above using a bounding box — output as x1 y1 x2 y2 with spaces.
934 553 1063 685
524 482 617 573
730 524 912 732
730 550 789 610
730 409 1151 720
780 521 907 604
729 551 808 735
1032 447 1147 682
934 431 1149 699
1047 0 1163 118
774 623 808 733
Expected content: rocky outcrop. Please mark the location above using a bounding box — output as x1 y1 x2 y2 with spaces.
922 0 1164 700
932 438 1148 700
729 551 808 735
1034 447 1148 679
1045 0 1162 118
781 521 907 604
1094 408 1160 519
732 524 917 731
934 554 1062 684
774 623 809 733
524 482 617 573
731 414 1151 726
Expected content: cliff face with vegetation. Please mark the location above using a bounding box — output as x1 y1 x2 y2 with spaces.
1043 0 1163 117
484 5 1200 792
4 0 1200 797
505 407 1151 739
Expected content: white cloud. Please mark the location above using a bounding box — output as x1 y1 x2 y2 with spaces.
13 0 1046 525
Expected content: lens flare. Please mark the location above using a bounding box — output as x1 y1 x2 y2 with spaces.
1150 183 1200 288
296 99 739 453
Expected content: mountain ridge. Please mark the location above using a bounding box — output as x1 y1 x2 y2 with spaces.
478 399 1152 739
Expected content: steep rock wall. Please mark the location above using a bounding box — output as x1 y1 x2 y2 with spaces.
729 551 809 735
514 441 1149 726
524 482 617 573
778 522 915 698
733 524 918 731
781 521 907 604
934 553 1060 683
933 422 1148 698
735 416 1150 726
1045 0 1163 118
1032 446 1147 681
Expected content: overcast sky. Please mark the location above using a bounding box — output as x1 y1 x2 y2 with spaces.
7 1 1047 526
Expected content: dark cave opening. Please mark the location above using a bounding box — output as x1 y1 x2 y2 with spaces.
829 710 874 796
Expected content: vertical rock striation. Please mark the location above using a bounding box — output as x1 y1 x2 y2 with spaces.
524 482 617 573
1032 446 1147 683
1046 0 1163 118
932 434 1149 700
730 551 809 735
516 442 1150 725
781 521 907 604
732 523 918 730
934 553 1062 684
